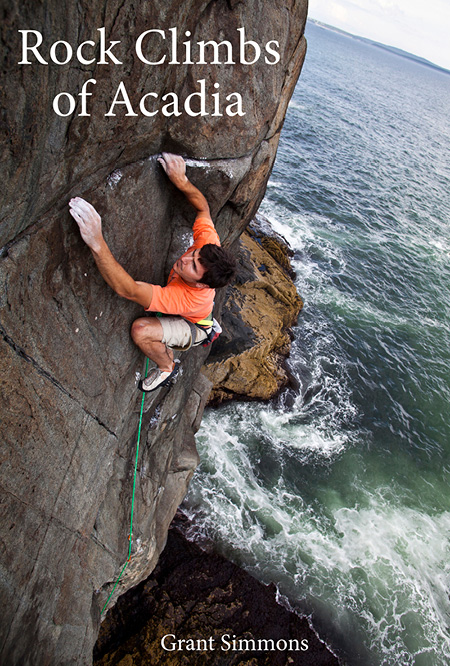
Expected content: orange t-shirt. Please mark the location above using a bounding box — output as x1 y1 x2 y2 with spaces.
147 216 220 323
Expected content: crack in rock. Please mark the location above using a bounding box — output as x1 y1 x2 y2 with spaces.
1 325 117 438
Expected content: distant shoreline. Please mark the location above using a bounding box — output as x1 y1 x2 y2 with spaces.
308 18 450 76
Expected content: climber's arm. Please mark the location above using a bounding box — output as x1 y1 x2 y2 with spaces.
157 152 211 220
68 197 153 309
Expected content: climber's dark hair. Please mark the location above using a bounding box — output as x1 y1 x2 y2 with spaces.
198 243 237 289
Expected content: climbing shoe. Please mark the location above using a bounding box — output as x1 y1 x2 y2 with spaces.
138 360 180 393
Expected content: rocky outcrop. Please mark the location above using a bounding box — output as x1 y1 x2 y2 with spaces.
203 215 303 403
93 513 339 666
0 1 307 664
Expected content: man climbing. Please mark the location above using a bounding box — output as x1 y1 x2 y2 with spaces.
69 153 236 392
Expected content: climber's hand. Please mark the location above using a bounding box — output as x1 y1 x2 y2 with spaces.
69 197 103 253
157 153 210 216
157 153 188 189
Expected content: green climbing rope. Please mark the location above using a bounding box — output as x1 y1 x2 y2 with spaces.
100 357 149 615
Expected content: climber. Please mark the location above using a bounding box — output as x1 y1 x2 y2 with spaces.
68 152 236 392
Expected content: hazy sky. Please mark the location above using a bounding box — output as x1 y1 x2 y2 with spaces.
308 0 450 70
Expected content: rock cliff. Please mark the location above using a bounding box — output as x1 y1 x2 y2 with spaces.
0 1 307 664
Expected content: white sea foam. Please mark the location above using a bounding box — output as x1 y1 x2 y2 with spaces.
259 409 347 458
184 23 450 666
267 179 284 189
185 434 450 665
427 236 450 261
259 209 300 247
288 100 306 112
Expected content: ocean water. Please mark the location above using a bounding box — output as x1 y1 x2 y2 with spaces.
183 22 450 666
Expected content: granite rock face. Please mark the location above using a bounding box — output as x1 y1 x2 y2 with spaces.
0 1 307 664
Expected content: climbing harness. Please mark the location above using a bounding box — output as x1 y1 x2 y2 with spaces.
198 317 222 347
183 310 222 348
155 310 222 349
100 357 149 615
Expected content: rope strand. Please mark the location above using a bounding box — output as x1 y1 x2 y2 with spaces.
100 357 149 615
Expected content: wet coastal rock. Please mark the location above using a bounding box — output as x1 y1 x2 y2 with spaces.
94 513 339 666
204 216 303 403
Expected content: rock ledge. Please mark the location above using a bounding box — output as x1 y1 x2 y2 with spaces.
204 215 303 403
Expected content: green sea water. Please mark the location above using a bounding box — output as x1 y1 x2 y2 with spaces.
184 22 450 666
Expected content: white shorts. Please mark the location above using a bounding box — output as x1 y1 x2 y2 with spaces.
159 316 209 351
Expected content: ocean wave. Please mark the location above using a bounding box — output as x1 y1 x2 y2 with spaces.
186 23 450 666
185 446 450 666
